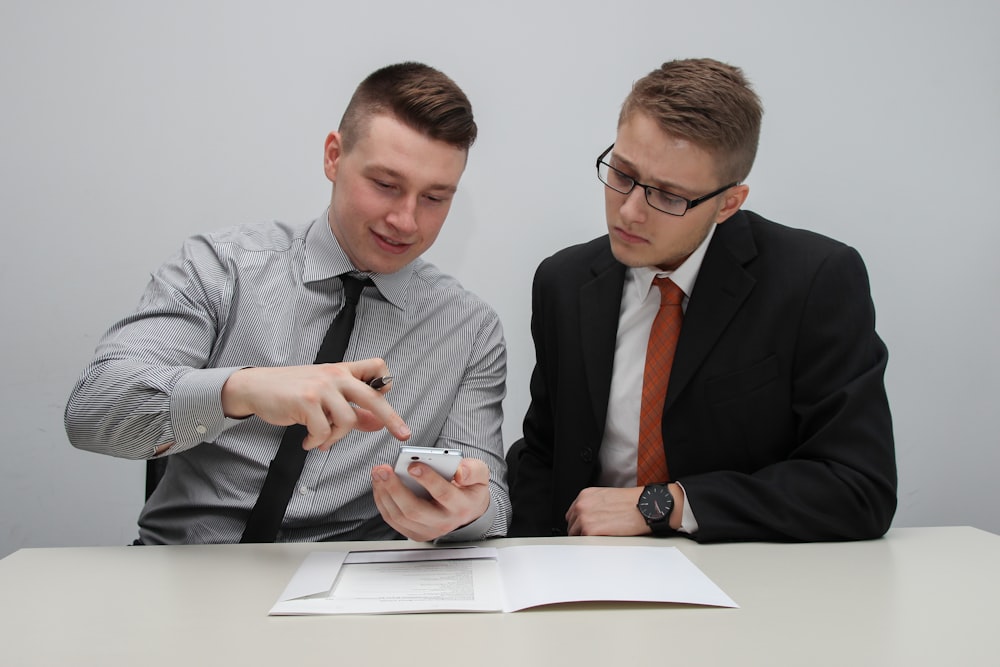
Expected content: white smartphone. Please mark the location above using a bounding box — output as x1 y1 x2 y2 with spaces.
393 446 463 498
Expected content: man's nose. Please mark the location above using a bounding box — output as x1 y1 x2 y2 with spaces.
386 197 418 233
619 186 648 223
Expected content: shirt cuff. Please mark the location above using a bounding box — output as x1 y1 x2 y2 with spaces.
676 481 699 534
167 366 246 454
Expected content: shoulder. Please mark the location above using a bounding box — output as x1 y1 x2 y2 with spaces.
722 210 866 271
718 210 874 301
198 219 308 255
741 210 852 255
536 235 616 281
408 258 501 325
164 220 309 276
540 235 613 268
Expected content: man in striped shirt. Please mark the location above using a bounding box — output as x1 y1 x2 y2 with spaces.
66 63 509 544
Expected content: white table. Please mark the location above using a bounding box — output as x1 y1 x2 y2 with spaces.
1 527 997 666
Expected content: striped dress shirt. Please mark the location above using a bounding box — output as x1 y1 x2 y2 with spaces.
65 214 509 544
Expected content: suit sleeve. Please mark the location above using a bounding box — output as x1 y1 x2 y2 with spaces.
681 244 897 542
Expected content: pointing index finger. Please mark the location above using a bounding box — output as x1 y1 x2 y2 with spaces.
347 383 410 442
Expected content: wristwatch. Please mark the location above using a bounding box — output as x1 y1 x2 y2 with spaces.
637 484 675 534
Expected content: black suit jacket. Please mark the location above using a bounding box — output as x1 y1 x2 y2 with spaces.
510 210 897 542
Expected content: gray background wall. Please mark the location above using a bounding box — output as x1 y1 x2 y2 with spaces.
1 1 997 557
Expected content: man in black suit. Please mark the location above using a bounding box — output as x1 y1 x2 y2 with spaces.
509 58 896 542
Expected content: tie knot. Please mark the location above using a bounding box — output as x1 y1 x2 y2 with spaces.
653 277 684 306
340 274 369 306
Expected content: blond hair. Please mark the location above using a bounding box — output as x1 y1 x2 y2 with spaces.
620 58 762 183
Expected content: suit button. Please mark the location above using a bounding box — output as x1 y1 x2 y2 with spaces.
580 447 593 463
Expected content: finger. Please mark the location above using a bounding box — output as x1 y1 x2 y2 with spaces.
406 462 454 502
567 511 582 536
344 358 391 384
342 384 411 441
565 497 581 534
371 465 405 519
372 466 436 539
341 359 409 437
326 398 361 446
299 404 333 451
413 462 490 532
373 465 425 509
452 458 489 487
353 407 387 432
310 396 359 451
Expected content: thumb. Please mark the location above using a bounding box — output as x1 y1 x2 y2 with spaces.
453 458 489 487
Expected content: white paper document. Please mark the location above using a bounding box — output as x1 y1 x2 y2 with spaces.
270 544 737 615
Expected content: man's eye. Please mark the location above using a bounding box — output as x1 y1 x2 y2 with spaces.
373 180 396 191
609 169 633 188
650 189 686 208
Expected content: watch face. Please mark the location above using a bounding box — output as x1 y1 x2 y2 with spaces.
638 485 673 522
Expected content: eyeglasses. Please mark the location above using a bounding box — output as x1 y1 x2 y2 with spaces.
596 144 737 217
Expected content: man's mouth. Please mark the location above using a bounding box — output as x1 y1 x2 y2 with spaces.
372 230 412 254
613 226 647 244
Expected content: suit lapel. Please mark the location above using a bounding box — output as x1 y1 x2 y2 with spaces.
579 243 626 432
665 212 758 412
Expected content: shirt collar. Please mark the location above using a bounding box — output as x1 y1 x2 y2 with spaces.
629 222 717 301
303 210 414 310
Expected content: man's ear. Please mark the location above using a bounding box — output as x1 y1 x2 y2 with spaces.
715 184 749 224
324 131 343 183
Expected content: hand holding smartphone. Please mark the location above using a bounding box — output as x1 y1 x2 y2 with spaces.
393 446 463 498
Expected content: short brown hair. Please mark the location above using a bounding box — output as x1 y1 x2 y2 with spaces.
339 62 477 152
619 58 763 183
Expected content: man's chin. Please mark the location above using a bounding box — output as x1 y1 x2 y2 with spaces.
363 253 414 275
608 238 650 269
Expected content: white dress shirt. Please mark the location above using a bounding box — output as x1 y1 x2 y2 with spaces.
598 224 718 533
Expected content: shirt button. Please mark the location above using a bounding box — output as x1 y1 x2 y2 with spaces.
298 484 309 495
195 424 207 435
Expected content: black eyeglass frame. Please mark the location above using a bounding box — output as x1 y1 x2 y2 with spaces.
596 144 738 217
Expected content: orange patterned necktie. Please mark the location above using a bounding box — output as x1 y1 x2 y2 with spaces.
637 277 684 486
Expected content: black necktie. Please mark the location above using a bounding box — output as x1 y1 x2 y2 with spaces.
240 274 368 543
